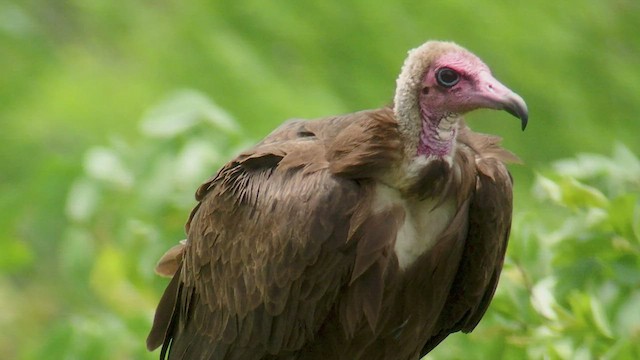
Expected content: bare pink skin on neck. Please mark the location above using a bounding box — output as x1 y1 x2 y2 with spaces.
417 103 455 157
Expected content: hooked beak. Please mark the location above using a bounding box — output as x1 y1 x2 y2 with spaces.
474 72 529 130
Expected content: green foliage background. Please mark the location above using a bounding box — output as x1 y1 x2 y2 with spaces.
1 1 639 359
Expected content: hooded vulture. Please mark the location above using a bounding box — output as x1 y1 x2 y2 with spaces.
147 41 528 360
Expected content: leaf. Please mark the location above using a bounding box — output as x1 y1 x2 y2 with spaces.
590 297 613 338
84 147 134 188
531 277 558 320
558 176 609 209
553 153 612 179
65 178 100 223
174 140 222 186
140 89 240 138
533 174 609 209
607 194 639 241
614 291 640 336
612 143 640 182
533 174 562 203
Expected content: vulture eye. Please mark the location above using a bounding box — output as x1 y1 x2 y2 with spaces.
436 68 460 88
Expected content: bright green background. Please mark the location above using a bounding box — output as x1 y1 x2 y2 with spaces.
2 1 639 359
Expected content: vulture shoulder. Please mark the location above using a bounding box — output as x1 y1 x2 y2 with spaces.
147 108 406 359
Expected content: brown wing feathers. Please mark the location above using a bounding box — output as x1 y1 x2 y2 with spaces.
419 130 516 356
172 169 357 359
148 107 518 359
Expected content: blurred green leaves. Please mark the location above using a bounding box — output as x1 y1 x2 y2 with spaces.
534 174 609 209
7 90 246 359
1 1 639 359
140 90 240 139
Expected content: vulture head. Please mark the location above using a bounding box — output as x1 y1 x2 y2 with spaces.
394 41 528 158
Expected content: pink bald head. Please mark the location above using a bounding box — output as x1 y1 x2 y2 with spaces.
420 49 528 130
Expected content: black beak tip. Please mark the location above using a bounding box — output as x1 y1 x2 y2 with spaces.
521 115 528 131
504 103 528 131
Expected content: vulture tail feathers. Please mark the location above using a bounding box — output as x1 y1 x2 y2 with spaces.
147 266 182 352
